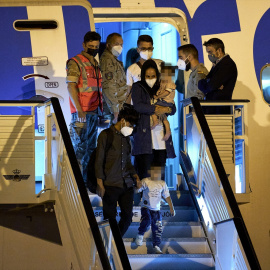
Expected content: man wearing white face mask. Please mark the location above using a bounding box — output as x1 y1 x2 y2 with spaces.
126 35 163 102
95 106 141 237
100 33 128 124
177 44 208 99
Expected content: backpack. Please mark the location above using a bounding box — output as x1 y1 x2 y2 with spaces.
86 128 114 193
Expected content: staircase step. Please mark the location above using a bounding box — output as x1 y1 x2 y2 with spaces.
124 237 211 254
128 254 215 270
169 190 194 206
124 221 205 238
93 206 199 222
88 192 102 207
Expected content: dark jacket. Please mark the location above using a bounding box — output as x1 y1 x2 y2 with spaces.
95 125 137 188
131 81 176 158
198 55 238 100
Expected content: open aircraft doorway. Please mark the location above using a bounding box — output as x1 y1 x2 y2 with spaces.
95 20 184 188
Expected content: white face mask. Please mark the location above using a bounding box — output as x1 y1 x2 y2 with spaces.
177 58 186 70
121 120 133 137
145 78 157 88
140 50 153 60
111 45 123 57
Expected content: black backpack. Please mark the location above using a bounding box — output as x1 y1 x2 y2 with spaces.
86 128 114 193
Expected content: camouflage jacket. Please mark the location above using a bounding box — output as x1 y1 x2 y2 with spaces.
100 49 128 113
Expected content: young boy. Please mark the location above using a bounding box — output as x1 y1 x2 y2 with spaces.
151 66 176 141
135 165 175 254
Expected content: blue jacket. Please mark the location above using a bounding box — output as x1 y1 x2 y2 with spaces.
131 82 176 158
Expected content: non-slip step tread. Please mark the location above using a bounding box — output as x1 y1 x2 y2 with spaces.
124 237 207 242
129 221 201 226
93 206 196 210
128 253 213 258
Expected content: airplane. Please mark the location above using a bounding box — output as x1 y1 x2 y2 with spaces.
0 0 269 269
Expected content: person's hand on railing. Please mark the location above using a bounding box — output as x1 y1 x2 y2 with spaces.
96 178 105 198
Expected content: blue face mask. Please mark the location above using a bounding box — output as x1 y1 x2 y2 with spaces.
208 54 219 63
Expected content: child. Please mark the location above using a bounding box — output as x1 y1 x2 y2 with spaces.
151 66 176 141
135 165 175 254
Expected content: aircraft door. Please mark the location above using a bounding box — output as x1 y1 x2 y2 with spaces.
0 2 96 125
152 22 181 188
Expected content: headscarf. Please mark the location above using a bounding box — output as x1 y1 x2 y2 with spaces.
140 59 160 98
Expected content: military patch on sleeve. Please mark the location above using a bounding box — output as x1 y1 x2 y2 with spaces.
105 72 113 80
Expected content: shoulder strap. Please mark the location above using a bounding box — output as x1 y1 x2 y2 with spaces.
104 128 114 153
136 61 143 69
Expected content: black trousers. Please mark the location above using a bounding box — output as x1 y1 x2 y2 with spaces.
134 149 167 180
102 186 134 237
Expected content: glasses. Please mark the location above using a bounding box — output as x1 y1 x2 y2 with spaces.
138 47 154 52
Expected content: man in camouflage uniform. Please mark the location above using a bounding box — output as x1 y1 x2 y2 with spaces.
177 44 208 99
100 33 128 124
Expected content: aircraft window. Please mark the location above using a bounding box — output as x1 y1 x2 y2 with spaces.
261 64 270 104
14 20 58 30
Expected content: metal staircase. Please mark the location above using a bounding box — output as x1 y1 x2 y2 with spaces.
91 189 215 270
0 99 131 270
0 97 261 269
180 98 260 270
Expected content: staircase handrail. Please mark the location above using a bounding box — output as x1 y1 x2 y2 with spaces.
49 98 113 269
49 98 132 269
0 98 112 269
181 97 261 270
0 99 130 269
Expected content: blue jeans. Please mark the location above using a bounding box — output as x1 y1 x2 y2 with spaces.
69 112 98 183
138 207 163 247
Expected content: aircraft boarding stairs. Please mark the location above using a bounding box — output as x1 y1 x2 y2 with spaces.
0 98 261 270
91 182 215 269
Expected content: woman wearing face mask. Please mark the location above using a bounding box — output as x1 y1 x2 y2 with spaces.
131 60 176 181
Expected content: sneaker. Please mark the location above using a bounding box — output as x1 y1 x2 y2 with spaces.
153 245 163 254
135 234 144 246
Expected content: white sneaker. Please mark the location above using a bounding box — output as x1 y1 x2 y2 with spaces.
153 246 163 254
135 234 144 246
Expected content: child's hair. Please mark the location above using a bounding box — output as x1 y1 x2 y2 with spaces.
149 165 165 177
160 64 175 77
